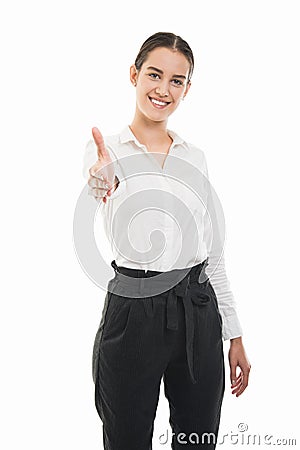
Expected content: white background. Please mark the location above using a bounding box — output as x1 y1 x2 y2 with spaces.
1 0 299 449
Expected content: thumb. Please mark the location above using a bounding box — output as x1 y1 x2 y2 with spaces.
92 127 109 160
230 362 238 385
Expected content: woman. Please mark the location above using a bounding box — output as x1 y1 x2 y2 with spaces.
84 32 251 450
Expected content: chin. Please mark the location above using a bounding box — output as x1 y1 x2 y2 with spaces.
145 107 175 122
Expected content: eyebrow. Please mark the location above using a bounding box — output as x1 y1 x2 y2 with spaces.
146 66 187 79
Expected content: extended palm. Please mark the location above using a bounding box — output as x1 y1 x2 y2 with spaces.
88 127 116 203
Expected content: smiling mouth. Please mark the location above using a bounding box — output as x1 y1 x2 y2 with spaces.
148 96 171 108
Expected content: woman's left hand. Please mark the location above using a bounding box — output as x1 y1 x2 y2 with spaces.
228 337 251 397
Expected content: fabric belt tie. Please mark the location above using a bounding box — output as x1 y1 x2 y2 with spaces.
110 259 210 385
160 274 210 385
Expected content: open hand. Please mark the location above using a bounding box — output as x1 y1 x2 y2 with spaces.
88 127 116 203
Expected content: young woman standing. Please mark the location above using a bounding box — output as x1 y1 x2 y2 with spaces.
84 32 251 450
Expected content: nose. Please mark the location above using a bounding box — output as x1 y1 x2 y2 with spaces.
155 81 169 97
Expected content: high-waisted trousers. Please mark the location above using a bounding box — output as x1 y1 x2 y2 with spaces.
92 258 225 449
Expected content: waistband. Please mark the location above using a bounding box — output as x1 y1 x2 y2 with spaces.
109 258 209 298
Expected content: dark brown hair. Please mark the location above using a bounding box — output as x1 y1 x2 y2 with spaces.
134 32 194 83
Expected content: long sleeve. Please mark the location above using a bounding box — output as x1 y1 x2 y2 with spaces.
202 155 243 341
82 139 126 200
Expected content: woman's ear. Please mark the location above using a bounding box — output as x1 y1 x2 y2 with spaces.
183 81 191 99
130 64 138 87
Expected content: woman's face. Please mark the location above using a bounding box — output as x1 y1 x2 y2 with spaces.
130 47 191 123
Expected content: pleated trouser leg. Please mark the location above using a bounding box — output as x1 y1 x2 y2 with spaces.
163 298 225 449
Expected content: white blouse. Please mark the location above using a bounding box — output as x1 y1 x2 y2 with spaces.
83 125 243 341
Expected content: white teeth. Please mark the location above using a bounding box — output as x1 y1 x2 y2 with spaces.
151 98 168 106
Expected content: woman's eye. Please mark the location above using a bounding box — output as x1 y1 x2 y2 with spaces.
172 79 183 86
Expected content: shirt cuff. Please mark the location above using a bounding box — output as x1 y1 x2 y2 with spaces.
221 312 243 341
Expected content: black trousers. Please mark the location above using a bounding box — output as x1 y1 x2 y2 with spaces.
92 259 225 449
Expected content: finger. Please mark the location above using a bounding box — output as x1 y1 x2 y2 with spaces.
231 373 242 392
106 183 116 196
88 187 107 197
88 176 111 189
89 165 106 179
234 369 251 397
88 176 101 188
90 187 110 197
93 195 107 204
235 379 247 397
93 169 105 181
231 372 242 387
231 378 243 394
88 169 105 182
230 362 238 386
92 127 109 160
236 367 251 396
237 384 249 396
89 169 112 191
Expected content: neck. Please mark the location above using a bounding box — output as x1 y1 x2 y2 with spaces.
130 110 170 146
